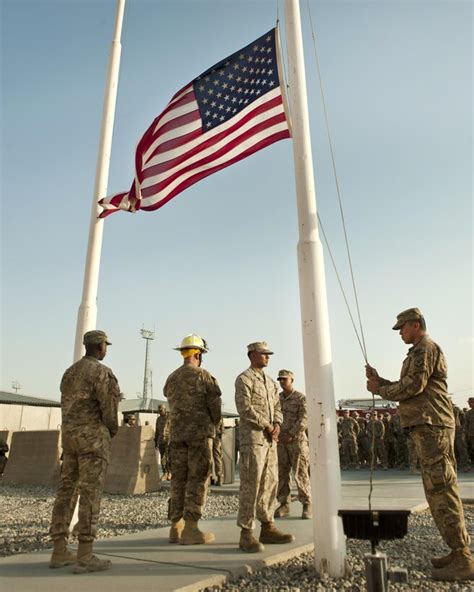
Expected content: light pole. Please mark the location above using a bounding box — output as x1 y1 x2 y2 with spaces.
140 327 155 409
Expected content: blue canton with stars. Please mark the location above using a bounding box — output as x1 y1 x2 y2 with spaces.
193 29 280 132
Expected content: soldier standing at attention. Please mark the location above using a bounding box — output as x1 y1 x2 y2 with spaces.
339 409 360 470
366 412 388 469
164 334 222 545
211 418 224 486
235 342 294 553
49 330 120 573
274 370 312 519
464 397 474 462
366 308 474 581
154 404 171 480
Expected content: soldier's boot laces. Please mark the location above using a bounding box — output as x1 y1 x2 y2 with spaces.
432 548 474 581
274 503 290 518
72 542 112 574
259 522 295 544
431 550 455 568
179 519 215 545
48 538 76 569
168 518 184 543
239 528 264 553
301 504 312 520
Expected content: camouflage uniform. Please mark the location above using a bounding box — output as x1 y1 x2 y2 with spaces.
377 334 470 552
391 412 408 468
154 411 170 477
164 364 222 522
463 406 474 462
212 418 224 484
49 355 120 542
339 415 360 469
277 389 311 505
382 414 397 468
366 417 387 468
0 438 9 474
453 406 470 471
235 366 282 529
355 417 369 465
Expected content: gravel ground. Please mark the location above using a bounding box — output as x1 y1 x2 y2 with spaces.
1 483 472 591
0 482 239 557
204 505 474 592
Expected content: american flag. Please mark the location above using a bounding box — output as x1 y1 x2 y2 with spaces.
99 27 291 217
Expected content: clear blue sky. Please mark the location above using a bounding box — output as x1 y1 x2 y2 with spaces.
1 0 472 412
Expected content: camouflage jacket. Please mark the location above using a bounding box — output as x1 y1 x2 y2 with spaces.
464 409 474 438
366 419 385 440
164 364 222 442
340 417 359 439
154 414 170 445
377 336 454 429
279 390 308 441
235 367 282 446
60 356 121 461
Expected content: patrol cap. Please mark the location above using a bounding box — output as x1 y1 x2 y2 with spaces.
83 330 111 346
392 308 424 330
247 341 273 355
277 369 294 380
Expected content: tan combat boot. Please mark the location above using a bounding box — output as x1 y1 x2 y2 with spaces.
169 518 184 543
72 541 112 574
431 550 455 568
259 522 295 544
179 519 215 545
48 538 76 569
274 503 290 518
432 548 474 581
239 528 264 553
301 504 312 519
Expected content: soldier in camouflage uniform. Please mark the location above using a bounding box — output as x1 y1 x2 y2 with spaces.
235 342 294 553
211 418 224 485
352 412 369 467
391 408 408 469
164 334 222 545
339 410 360 470
49 330 120 574
382 412 396 468
463 397 474 463
366 412 388 469
274 370 312 519
154 404 171 480
453 405 471 472
366 308 474 581
0 437 9 475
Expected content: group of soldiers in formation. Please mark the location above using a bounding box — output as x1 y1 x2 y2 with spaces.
337 405 474 473
43 307 473 581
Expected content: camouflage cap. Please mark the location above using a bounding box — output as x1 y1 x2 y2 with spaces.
83 330 112 346
247 341 273 354
277 369 294 380
392 307 424 330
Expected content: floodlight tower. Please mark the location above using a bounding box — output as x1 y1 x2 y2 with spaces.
12 380 22 394
140 327 155 407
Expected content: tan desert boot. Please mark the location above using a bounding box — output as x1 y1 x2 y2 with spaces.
169 518 184 543
274 503 290 518
301 504 312 519
259 522 295 544
72 541 112 574
48 538 76 569
239 528 264 553
432 548 474 581
179 519 215 545
431 550 455 568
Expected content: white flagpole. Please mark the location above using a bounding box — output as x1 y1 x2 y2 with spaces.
73 0 126 362
284 0 346 577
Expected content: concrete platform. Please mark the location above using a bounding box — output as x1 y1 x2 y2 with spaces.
0 471 472 592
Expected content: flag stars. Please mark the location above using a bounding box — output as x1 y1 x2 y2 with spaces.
211 100 217 107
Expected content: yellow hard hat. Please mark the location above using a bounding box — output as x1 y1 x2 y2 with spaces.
174 334 209 353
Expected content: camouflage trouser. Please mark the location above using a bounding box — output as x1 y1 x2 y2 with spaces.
454 431 470 469
237 440 278 529
384 438 396 468
340 436 359 468
358 436 369 464
407 435 418 470
158 440 170 475
212 436 223 480
369 439 388 468
169 437 213 522
49 452 108 542
277 439 311 504
410 424 470 550
394 435 408 468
